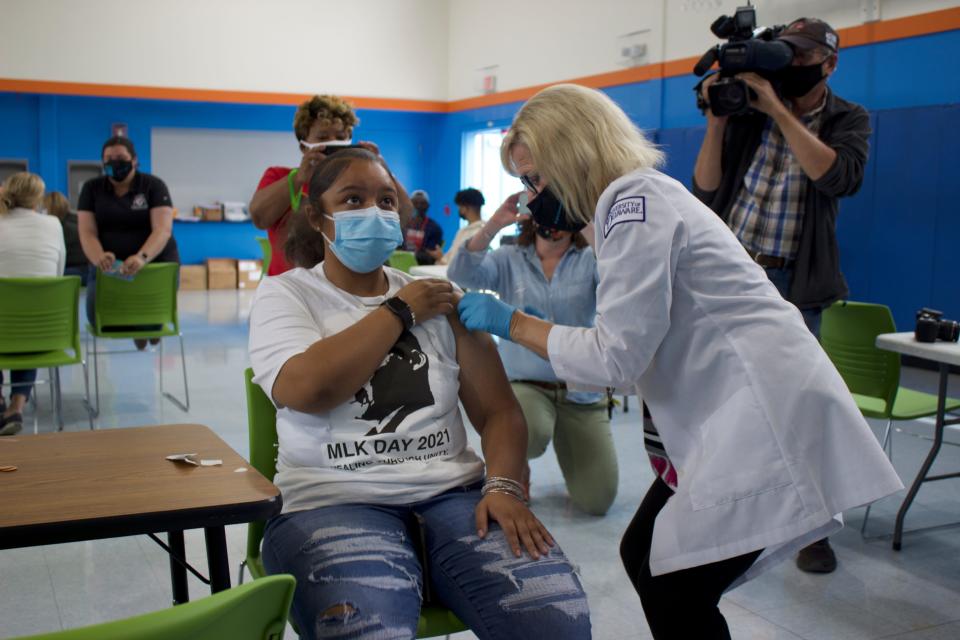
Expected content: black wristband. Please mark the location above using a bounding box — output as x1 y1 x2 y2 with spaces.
382 296 415 331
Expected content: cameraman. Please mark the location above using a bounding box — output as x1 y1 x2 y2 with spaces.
693 18 870 575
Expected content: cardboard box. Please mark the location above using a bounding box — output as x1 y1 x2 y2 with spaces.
206 258 237 290
195 205 223 222
179 264 207 291
237 259 262 289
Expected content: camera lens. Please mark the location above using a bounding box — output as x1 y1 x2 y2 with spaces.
938 319 960 343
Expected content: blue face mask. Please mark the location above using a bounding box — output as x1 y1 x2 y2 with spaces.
323 207 403 273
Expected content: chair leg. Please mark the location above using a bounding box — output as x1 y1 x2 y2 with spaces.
53 368 64 432
88 333 101 418
161 333 190 412
31 387 39 435
861 419 895 537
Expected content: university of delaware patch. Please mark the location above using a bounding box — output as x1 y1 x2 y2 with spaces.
603 196 646 237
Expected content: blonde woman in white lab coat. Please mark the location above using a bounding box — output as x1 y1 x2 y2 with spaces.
457 84 902 640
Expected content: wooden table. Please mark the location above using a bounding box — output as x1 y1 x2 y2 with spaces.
876 333 960 550
0 423 280 603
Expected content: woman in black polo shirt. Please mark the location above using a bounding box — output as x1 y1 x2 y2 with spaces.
78 136 179 349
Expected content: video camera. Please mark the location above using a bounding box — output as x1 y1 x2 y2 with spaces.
693 3 793 117
915 308 960 343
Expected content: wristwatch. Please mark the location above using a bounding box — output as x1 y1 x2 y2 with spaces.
382 296 416 330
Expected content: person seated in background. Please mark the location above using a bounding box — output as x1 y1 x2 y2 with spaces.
403 189 444 265
0 172 65 435
250 94 400 276
44 191 88 285
447 193 618 516
77 135 179 350
249 148 590 640
424 187 486 265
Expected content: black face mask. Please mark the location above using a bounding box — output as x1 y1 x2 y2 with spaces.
104 159 134 182
780 63 825 98
527 187 585 234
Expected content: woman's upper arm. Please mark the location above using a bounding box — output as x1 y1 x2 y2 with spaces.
249 282 323 407
77 210 97 236
150 206 174 233
448 312 517 434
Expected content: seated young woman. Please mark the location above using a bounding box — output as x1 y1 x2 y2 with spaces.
248 148 591 640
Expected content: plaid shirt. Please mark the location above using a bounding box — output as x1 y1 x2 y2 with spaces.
727 99 826 259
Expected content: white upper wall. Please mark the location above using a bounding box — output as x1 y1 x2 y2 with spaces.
0 0 450 101
0 0 954 102
447 0 959 100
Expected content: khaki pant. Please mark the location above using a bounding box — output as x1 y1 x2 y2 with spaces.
511 382 618 516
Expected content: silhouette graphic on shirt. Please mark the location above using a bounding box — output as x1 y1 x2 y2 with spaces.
353 330 435 437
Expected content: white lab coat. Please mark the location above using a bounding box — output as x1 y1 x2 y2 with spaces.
547 169 903 583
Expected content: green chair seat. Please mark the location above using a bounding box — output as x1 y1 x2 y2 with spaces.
241 368 468 638
0 349 82 369
890 386 960 421
14 574 296 640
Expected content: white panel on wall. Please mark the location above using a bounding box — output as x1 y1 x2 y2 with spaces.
151 128 300 212
0 0 450 101
447 0 959 100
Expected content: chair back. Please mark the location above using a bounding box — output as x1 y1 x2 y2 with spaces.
388 250 417 274
257 237 272 278
0 276 80 357
820 301 900 416
15 574 296 640
244 367 279 570
94 263 179 334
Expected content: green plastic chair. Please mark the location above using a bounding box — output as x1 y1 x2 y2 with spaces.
240 368 468 638
820 301 960 534
257 237 272 279
0 276 93 433
388 250 418 274
86 263 189 415
14 573 296 640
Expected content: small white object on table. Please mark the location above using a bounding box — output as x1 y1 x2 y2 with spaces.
409 265 449 279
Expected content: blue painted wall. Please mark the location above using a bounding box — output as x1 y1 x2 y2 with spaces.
1 29 957 327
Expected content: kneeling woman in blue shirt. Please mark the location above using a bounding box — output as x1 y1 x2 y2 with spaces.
448 201 617 515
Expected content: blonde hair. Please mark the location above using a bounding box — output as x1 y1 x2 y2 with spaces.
0 172 45 215
44 191 70 219
501 84 663 225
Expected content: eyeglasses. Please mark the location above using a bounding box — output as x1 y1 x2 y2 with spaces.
519 173 541 194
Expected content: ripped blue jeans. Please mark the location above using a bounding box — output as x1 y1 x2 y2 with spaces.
262 483 591 640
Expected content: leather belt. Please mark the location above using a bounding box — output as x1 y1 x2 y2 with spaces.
751 252 789 269
513 380 566 391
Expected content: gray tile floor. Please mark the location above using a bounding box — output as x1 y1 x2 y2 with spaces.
2 289 959 639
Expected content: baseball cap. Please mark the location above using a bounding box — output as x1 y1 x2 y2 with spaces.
778 17 839 53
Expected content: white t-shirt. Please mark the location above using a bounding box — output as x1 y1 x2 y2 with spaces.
249 264 484 513
0 208 66 277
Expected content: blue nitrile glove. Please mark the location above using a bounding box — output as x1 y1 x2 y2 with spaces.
458 292 517 340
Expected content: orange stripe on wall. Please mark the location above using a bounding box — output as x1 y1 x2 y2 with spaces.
0 78 447 113
1 7 958 113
